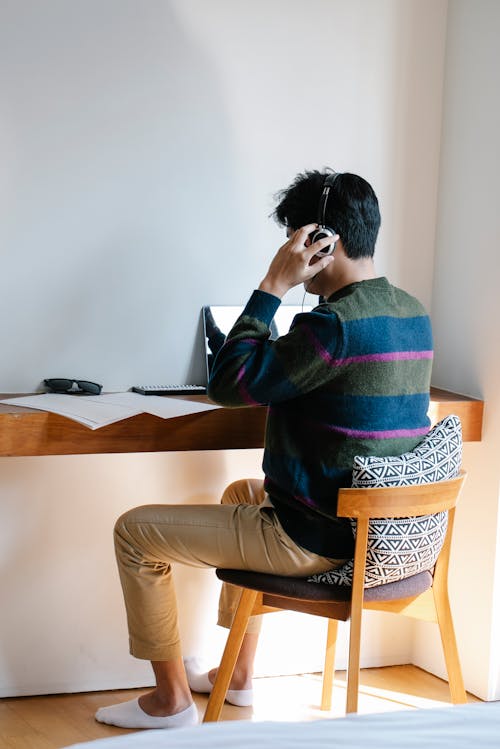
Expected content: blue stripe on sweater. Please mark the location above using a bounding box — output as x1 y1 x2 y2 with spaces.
332 315 433 356
303 392 430 431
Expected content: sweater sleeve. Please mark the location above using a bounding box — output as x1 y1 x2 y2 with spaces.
207 289 343 407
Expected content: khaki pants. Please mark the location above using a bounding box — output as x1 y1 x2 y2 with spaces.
114 478 344 661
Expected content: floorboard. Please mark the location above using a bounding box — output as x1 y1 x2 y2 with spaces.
0 666 480 749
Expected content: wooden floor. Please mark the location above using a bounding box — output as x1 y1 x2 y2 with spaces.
0 666 480 749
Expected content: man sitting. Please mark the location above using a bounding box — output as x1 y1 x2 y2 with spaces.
96 169 432 729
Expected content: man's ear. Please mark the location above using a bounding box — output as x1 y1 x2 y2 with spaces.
332 239 346 258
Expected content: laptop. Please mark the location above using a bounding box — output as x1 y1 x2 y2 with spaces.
132 305 310 396
203 304 311 380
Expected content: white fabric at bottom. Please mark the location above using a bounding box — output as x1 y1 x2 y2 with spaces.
65 702 500 749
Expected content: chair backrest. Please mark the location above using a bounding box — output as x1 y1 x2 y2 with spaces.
336 472 467 616
336 471 467 520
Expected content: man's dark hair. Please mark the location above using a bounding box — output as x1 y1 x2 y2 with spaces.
273 169 381 259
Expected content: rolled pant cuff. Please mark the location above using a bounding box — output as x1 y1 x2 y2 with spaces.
129 638 182 661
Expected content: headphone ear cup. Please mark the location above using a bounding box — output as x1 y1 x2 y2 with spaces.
311 228 332 243
311 227 337 256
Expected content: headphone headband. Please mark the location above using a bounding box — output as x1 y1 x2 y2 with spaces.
318 171 340 227
309 171 342 258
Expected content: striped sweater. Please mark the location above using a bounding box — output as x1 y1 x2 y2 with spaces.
208 277 433 557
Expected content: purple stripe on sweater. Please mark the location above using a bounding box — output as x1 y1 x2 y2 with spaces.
293 493 318 509
302 325 433 366
240 338 260 346
236 365 259 406
325 424 430 439
302 326 335 365
266 478 318 510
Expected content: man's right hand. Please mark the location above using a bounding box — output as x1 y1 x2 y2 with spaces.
258 224 337 299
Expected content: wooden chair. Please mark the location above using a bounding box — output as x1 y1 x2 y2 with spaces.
203 472 467 721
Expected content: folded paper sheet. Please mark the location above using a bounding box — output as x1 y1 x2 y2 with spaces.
0 392 219 430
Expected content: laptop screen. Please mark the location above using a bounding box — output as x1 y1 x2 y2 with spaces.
202 304 311 379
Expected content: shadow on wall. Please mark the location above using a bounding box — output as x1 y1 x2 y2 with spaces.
0 0 245 392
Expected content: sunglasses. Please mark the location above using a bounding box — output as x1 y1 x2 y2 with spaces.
43 378 102 395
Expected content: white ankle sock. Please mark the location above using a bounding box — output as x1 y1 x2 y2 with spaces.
184 657 213 692
95 699 198 729
225 687 254 707
184 657 253 707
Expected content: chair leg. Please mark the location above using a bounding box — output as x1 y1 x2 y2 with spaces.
203 588 258 722
346 607 362 714
433 586 467 704
320 619 338 710
345 518 368 714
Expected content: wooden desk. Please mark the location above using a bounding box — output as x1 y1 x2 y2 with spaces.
0 388 483 457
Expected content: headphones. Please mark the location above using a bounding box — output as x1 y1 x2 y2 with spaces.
310 172 341 256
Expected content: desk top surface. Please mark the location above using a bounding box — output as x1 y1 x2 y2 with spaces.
0 388 483 457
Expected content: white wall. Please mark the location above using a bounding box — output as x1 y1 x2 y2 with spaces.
0 448 412 698
0 0 449 697
0 0 447 394
412 0 500 701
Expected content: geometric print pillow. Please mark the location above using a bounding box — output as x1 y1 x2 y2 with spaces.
308 415 462 588
350 414 462 488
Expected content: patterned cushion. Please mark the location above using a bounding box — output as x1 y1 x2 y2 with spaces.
308 415 462 588
350 414 463 488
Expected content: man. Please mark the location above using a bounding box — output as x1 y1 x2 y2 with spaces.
96 169 432 729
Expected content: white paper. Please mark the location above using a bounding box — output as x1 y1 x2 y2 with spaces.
0 392 220 430
97 392 219 419
0 393 145 429
129 395 219 419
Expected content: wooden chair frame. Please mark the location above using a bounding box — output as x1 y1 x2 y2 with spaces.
203 472 467 721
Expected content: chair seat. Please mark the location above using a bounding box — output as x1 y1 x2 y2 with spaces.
216 568 433 603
